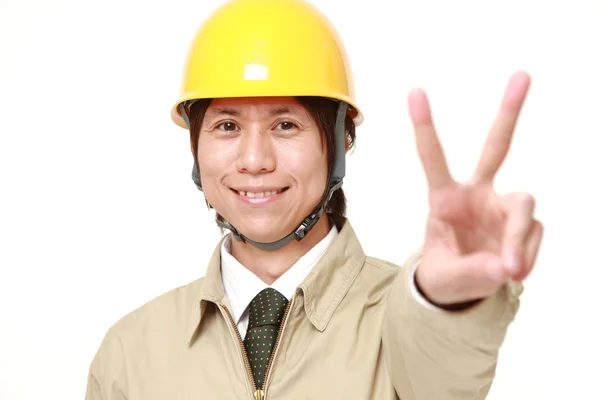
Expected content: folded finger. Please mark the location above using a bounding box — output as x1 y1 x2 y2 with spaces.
512 220 544 281
502 192 536 274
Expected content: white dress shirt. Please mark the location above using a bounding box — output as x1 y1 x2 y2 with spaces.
220 227 440 339
220 226 339 338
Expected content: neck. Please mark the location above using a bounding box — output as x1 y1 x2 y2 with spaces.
230 216 332 285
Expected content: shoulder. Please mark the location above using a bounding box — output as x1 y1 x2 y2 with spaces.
364 256 402 272
362 247 423 275
111 276 204 338
89 277 205 370
352 249 423 297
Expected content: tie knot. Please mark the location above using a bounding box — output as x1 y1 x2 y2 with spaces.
247 288 289 330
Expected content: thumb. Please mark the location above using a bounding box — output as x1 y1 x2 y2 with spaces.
450 252 508 300
419 251 508 304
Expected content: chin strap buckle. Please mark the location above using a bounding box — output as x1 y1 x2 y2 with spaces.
294 209 322 240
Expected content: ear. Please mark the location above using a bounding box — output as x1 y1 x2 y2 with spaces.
345 135 350 153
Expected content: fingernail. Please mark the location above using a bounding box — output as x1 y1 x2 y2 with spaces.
503 247 521 274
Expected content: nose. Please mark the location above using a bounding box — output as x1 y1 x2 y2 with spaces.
236 126 276 174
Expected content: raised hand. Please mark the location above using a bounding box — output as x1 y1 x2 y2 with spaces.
408 71 544 306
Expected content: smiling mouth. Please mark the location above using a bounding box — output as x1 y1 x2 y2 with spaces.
231 187 290 198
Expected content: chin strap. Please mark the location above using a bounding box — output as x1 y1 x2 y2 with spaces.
181 100 348 251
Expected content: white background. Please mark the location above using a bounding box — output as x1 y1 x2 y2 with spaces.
1 0 598 399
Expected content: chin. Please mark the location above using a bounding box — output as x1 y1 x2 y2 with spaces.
229 216 297 243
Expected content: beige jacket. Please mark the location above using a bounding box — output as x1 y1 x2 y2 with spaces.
85 220 523 400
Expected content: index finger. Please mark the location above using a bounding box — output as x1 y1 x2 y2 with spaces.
408 88 453 190
472 71 531 183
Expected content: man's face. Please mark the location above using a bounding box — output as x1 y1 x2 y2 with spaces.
197 96 328 242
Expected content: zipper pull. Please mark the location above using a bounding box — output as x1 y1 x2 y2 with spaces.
254 389 265 400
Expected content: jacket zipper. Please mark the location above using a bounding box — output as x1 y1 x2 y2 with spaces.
219 305 259 398
220 299 294 400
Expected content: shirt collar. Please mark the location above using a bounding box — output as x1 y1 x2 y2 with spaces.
220 226 338 326
187 219 365 345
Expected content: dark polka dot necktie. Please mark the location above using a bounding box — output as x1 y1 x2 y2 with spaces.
243 288 289 389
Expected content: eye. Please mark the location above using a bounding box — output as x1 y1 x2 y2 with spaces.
217 121 240 132
276 121 297 131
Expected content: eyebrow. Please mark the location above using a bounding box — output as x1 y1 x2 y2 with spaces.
207 108 240 117
267 106 299 117
206 105 302 118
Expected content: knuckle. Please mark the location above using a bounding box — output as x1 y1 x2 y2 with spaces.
512 192 536 212
534 220 544 235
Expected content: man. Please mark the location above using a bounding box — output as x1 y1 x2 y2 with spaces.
85 0 543 399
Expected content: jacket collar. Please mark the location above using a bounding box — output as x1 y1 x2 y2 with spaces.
186 236 228 345
187 219 366 344
296 220 365 331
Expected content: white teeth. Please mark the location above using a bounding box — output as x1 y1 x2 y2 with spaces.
237 189 283 198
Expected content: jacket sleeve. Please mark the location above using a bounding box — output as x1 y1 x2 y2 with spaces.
85 328 129 400
381 250 523 400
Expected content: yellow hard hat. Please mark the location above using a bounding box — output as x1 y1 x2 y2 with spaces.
170 0 363 129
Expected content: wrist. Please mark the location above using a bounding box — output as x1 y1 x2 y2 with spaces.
413 271 483 311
